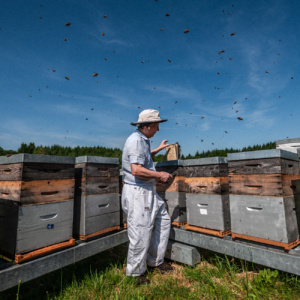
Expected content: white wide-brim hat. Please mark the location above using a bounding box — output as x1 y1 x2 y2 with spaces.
130 109 168 126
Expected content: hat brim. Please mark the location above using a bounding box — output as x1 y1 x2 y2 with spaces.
130 119 168 126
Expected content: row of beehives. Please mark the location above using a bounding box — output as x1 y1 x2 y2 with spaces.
155 144 300 249
0 154 122 262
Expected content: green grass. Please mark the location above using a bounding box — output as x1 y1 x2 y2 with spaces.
1 245 300 300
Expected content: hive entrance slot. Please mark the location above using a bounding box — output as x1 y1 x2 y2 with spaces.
98 185 108 189
3 169 11 174
41 191 59 196
1 193 9 197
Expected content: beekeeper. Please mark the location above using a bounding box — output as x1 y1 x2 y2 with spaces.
122 109 174 281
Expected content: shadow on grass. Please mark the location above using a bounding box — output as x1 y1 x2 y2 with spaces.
0 243 128 300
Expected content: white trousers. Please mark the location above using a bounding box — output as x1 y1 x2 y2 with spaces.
121 184 171 276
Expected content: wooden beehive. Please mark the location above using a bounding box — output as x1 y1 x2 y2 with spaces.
0 154 75 204
155 160 185 192
228 149 300 197
0 154 75 260
118 171 127 226
0 198 73 257
230 195 299 246
181 157 229 194
228 150 300 248
186 194 230 231
183 157 230 234
74 156 120 240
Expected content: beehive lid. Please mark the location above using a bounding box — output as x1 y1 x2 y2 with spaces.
0 153 75 165
276 137 300 145
75 156 119 165
154 160 184 167
182 157 227 166
227 149 299 161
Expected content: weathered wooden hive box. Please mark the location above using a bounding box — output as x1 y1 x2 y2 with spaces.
228 149 300 197
157 191 187 225
276 138 300 155
0 154 75 259
155 160 186 224
183 157 230 233
74 156 120 240
155 160 185 193
228 149 300 248
119 171 127 226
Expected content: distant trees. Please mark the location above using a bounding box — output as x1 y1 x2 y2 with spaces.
180 142 276 160
0 141 277 164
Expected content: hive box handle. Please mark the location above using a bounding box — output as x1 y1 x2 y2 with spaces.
44 169 60 173
98 185 108 189
246 207 263 211
41 191 59 196
197 204 208 207
197 186 207 189
245 185 262 189
40 213 58 220
99 204 109 208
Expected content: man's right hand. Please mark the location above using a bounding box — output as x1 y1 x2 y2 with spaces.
158 171 173 183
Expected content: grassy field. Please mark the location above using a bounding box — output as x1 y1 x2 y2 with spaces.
1 243 300 300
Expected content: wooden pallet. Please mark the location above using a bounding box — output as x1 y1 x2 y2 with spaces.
184 224 231 237
172 221 187 227
15 238 75 263
78 226 120 241
231 233 300 250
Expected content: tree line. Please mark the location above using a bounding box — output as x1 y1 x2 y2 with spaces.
0 141 276 164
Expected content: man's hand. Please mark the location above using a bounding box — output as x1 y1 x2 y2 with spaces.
151 140 170 157
157 140 169 151
131 164 173 183
158 171 173 183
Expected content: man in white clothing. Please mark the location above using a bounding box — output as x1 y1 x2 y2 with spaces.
122 109 173 284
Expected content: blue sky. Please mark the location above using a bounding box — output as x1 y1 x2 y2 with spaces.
1 0 300 155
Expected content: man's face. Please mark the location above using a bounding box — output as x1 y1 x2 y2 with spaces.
147 123 159 138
